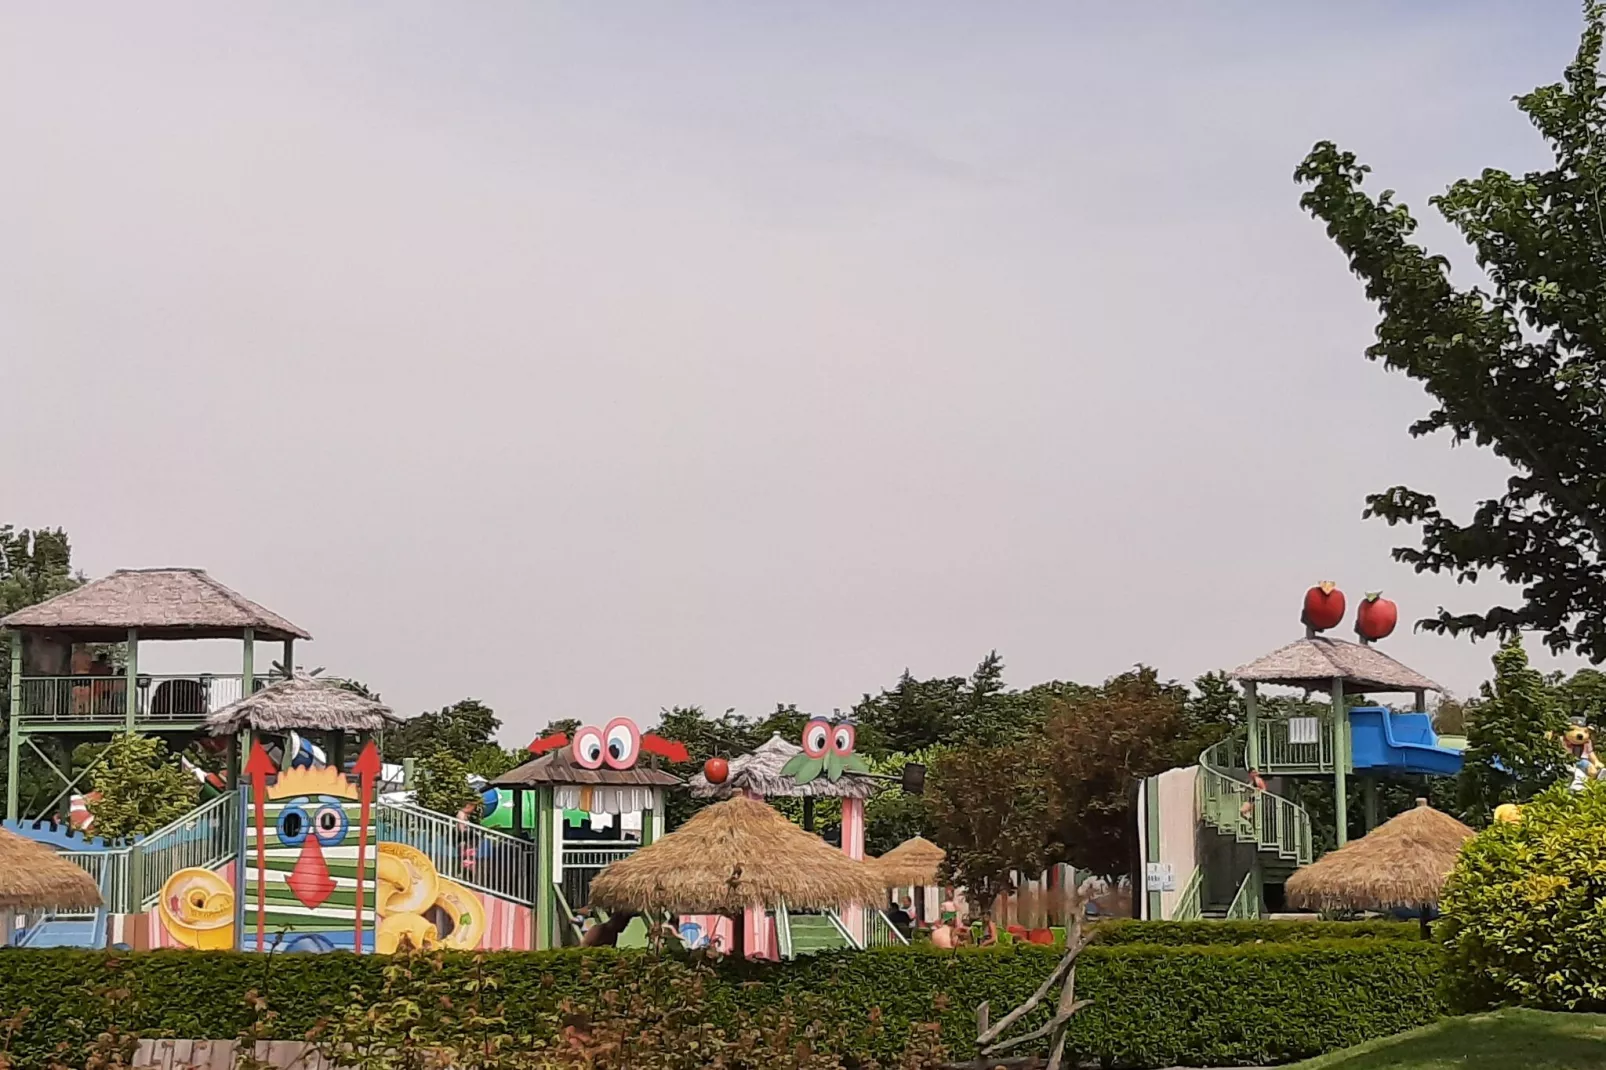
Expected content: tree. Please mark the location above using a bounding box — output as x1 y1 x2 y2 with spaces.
413 749 482 818
854 652 1084 754
384 698 502 762
926 742 1055 917
534 717 581 741
0 526 85 813
863 747 940 857
1295 5 1606 663
86 734 199 840
1457 636 1571 824
1040 667 1201 878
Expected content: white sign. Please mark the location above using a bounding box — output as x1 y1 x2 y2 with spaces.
1288 717 1320 746
1145 862 1175 892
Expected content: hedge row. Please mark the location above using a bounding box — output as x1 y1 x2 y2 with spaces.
1088 919 1424 945
0 941 1447 1069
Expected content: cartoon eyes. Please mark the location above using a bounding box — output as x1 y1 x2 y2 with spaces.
603 718 639 769
277 802 349 846
573 718 642 770
831 723 856 757
802 719 831 758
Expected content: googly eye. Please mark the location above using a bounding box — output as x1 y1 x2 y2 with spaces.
276 805 309 847
802 719 830 759
313 804 349 845
603 718 640 770
830 723 856 757
572 726 605 769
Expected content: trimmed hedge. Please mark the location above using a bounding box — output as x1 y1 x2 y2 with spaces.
1089 919 1424 945
0 941 1446 1069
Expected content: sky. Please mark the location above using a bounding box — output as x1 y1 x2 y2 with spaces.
0 2 1595 743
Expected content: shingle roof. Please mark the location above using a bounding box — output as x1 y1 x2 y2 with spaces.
491 746 683 789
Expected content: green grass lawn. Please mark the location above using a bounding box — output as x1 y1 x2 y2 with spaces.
1288 1008 1606 1069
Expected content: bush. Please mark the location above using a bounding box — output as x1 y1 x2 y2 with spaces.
1089 919 1423 945
0 941 1445 1069
1439 782 1606 1012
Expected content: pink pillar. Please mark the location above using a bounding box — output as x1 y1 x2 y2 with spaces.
742 788 769 958
841 796 865 943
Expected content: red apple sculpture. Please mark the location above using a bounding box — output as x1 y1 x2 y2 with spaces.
1301 582 1346 632
1355 592 1398 642
703 757 730 785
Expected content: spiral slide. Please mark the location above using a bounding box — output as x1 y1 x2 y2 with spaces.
1347 707 1462 777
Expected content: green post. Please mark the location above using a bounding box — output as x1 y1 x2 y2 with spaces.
1332 677 1348 848
535 786 555 949
1244 682 1261 772
641 796 656 847
283 638 294 680
124 629 139 734
6 632 20 821
241 628 254 696
1362 775 1379 833
1144 775 1162 920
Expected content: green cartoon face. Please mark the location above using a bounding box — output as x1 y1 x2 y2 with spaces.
781 718 870 785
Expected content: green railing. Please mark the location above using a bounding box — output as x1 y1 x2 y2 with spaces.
1255 715 1336 774
1199 733 1313 865
16 673 286 725
130 791 240 911
827 909 862 950
864 908 910 947
552 884 584 947
376 801 535 903
1226 871 1260 920
1168 867 1203 921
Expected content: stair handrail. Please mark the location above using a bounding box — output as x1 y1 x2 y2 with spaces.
775 900 794 959
1226 871 1260 919
826 909 863 951
1199 731 1314 866
130 791 241 910
1169 866 1203 921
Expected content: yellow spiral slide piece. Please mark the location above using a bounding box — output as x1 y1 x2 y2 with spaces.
158 868 235 950
375 842 439 917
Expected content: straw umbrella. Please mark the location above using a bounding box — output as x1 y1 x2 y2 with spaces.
870 836 944 887
587 796 884 957
0 829 102 945
1284 798 1473 935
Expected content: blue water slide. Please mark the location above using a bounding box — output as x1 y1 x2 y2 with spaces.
1348 707 1462 776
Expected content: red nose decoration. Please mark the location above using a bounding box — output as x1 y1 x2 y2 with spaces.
288 835 336 909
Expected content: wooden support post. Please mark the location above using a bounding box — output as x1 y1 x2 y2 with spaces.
1143 775 1161 920
535 787 555 949
283 638 295 679
1244 681 1261 772
241 629 254 697
124 628 139 734
6 632 20 821
1332 677 1349 848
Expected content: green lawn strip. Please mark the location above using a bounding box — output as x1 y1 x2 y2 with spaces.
1287 1008 1606 1070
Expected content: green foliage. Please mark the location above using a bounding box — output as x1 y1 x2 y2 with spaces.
86 734 199 840
1294 4 1606 663
1282 1008 1606 1070
385 698 503 763
0 941 1445 1069
1440 782 1606 1012
926 742 1055 914
863 748 939 856
413 748 483 818
1088 919 1424 945
1458 637 1572 825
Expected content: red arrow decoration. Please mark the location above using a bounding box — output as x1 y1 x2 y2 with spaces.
243 740 279 952
352 741 382 954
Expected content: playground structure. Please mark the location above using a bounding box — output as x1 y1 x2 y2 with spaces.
1136 587 1465 921
685 723 909 956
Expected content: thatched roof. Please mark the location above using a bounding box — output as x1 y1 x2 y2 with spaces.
1232 636 1441 694
204 672 398 735
0 828 103 912
1284 799 1473 911
492 746 681 789
587 796 885 914
687 734 878 799
0 568 310 642
869 835 945 887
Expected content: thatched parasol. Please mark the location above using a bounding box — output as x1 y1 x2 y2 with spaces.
588 796 883 951
870 835 945 888
1284 799 1473 932
0 828 102 913
687 733 877 799
204 671 399 735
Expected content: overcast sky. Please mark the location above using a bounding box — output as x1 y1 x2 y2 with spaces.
1 2 1593 743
